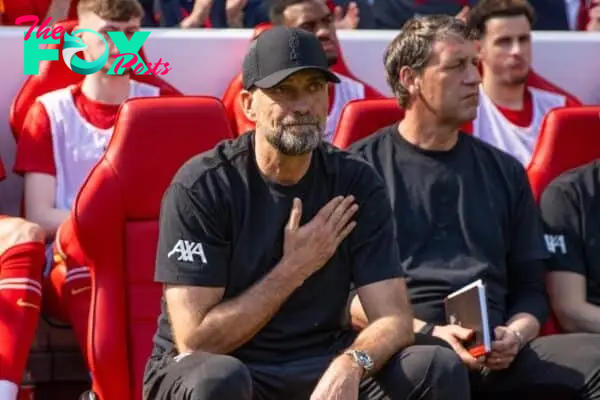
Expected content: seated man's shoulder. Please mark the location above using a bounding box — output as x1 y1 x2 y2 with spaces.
545 160 600 200
321 140 385 185
37 85 74 103
172 134 251 191
466 133 526 174
346 124 397 161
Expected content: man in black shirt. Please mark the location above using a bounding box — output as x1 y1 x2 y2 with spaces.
350 15 600 398
143 26 470 400
540 160 600 333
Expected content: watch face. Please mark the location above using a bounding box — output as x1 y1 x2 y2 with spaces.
355 351 374 370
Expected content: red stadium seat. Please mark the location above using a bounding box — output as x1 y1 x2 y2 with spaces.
528 106 600 201
527 106 600 336
9 19 181 141
58 97 235 400
332 98 404 149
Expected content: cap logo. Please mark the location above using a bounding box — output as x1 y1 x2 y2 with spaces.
289 31 300 62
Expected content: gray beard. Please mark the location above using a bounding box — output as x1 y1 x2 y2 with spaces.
265 122 324 156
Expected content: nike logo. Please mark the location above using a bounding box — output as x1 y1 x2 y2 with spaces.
71 286 91 296
17 299 40 310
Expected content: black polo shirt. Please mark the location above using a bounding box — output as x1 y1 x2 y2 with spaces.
540 160 600 306
151 132 403 364
350 125 549 328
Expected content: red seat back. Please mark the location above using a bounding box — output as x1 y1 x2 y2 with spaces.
9 19 180 141
66 97 234 400
332 98 404 149
527 107 600 336
528 106 600 201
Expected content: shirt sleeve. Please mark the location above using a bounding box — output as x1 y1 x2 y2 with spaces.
508 166 549 264
155 182 231 287
540 181 586 275
505 166 549 322
349 163 404 288
13 101 56 176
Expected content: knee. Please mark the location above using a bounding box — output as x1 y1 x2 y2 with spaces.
184 354 252 400
0 218 45 254
410 345 468 386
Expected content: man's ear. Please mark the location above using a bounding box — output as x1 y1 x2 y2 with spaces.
240 89 257 122
399 66 419 97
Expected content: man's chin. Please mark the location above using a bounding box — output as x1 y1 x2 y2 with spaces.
101 61 132 75
327 55 338 67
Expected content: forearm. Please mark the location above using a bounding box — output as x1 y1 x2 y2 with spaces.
189 0 212 24
347 314 414 374
26 208 69 240
555 302 600 333
186 261 303 354
45 0 71 21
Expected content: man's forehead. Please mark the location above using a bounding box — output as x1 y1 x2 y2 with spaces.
432 37 476 61
284 0 329 23
485 15 531 36
81 12 141 30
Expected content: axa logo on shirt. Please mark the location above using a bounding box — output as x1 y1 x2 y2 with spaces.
168 240 208 264
545 234 567 254
17 16 172 76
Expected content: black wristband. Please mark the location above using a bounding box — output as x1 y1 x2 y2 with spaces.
418 322 435 336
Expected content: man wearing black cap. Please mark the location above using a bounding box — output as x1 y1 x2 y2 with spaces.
142 26 471 400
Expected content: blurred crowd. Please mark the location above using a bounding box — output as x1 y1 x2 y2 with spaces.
1 0 599 30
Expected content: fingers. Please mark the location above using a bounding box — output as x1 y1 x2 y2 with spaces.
286 198 303 232
446 336 482 370
317 196 345 221
485 353 512 371
333 197 359 234
455 6 470 22
449 325 474 342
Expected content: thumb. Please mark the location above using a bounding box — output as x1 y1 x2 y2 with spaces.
494 326 506 340
334 5 344 21
456 5 470 21
452 325 475 341
286 198 303 231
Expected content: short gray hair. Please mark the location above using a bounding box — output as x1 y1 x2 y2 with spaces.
384 15 479 108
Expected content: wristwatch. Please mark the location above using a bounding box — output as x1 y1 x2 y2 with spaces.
344 349 375 376
418 322 435 336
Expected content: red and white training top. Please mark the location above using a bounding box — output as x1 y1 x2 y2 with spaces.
472 85 577 167
14 80 177 210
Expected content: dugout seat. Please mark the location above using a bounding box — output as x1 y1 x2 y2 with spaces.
58 96 234 400
528 106 600 201
9 19 181 141
332 98 404 149
527 106 600 335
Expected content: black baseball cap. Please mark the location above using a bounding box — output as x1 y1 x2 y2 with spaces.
242 26 340 90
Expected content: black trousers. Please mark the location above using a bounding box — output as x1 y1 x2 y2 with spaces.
468 333 600 400
143 335 470 400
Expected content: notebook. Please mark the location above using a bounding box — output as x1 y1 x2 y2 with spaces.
444 279 492 358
